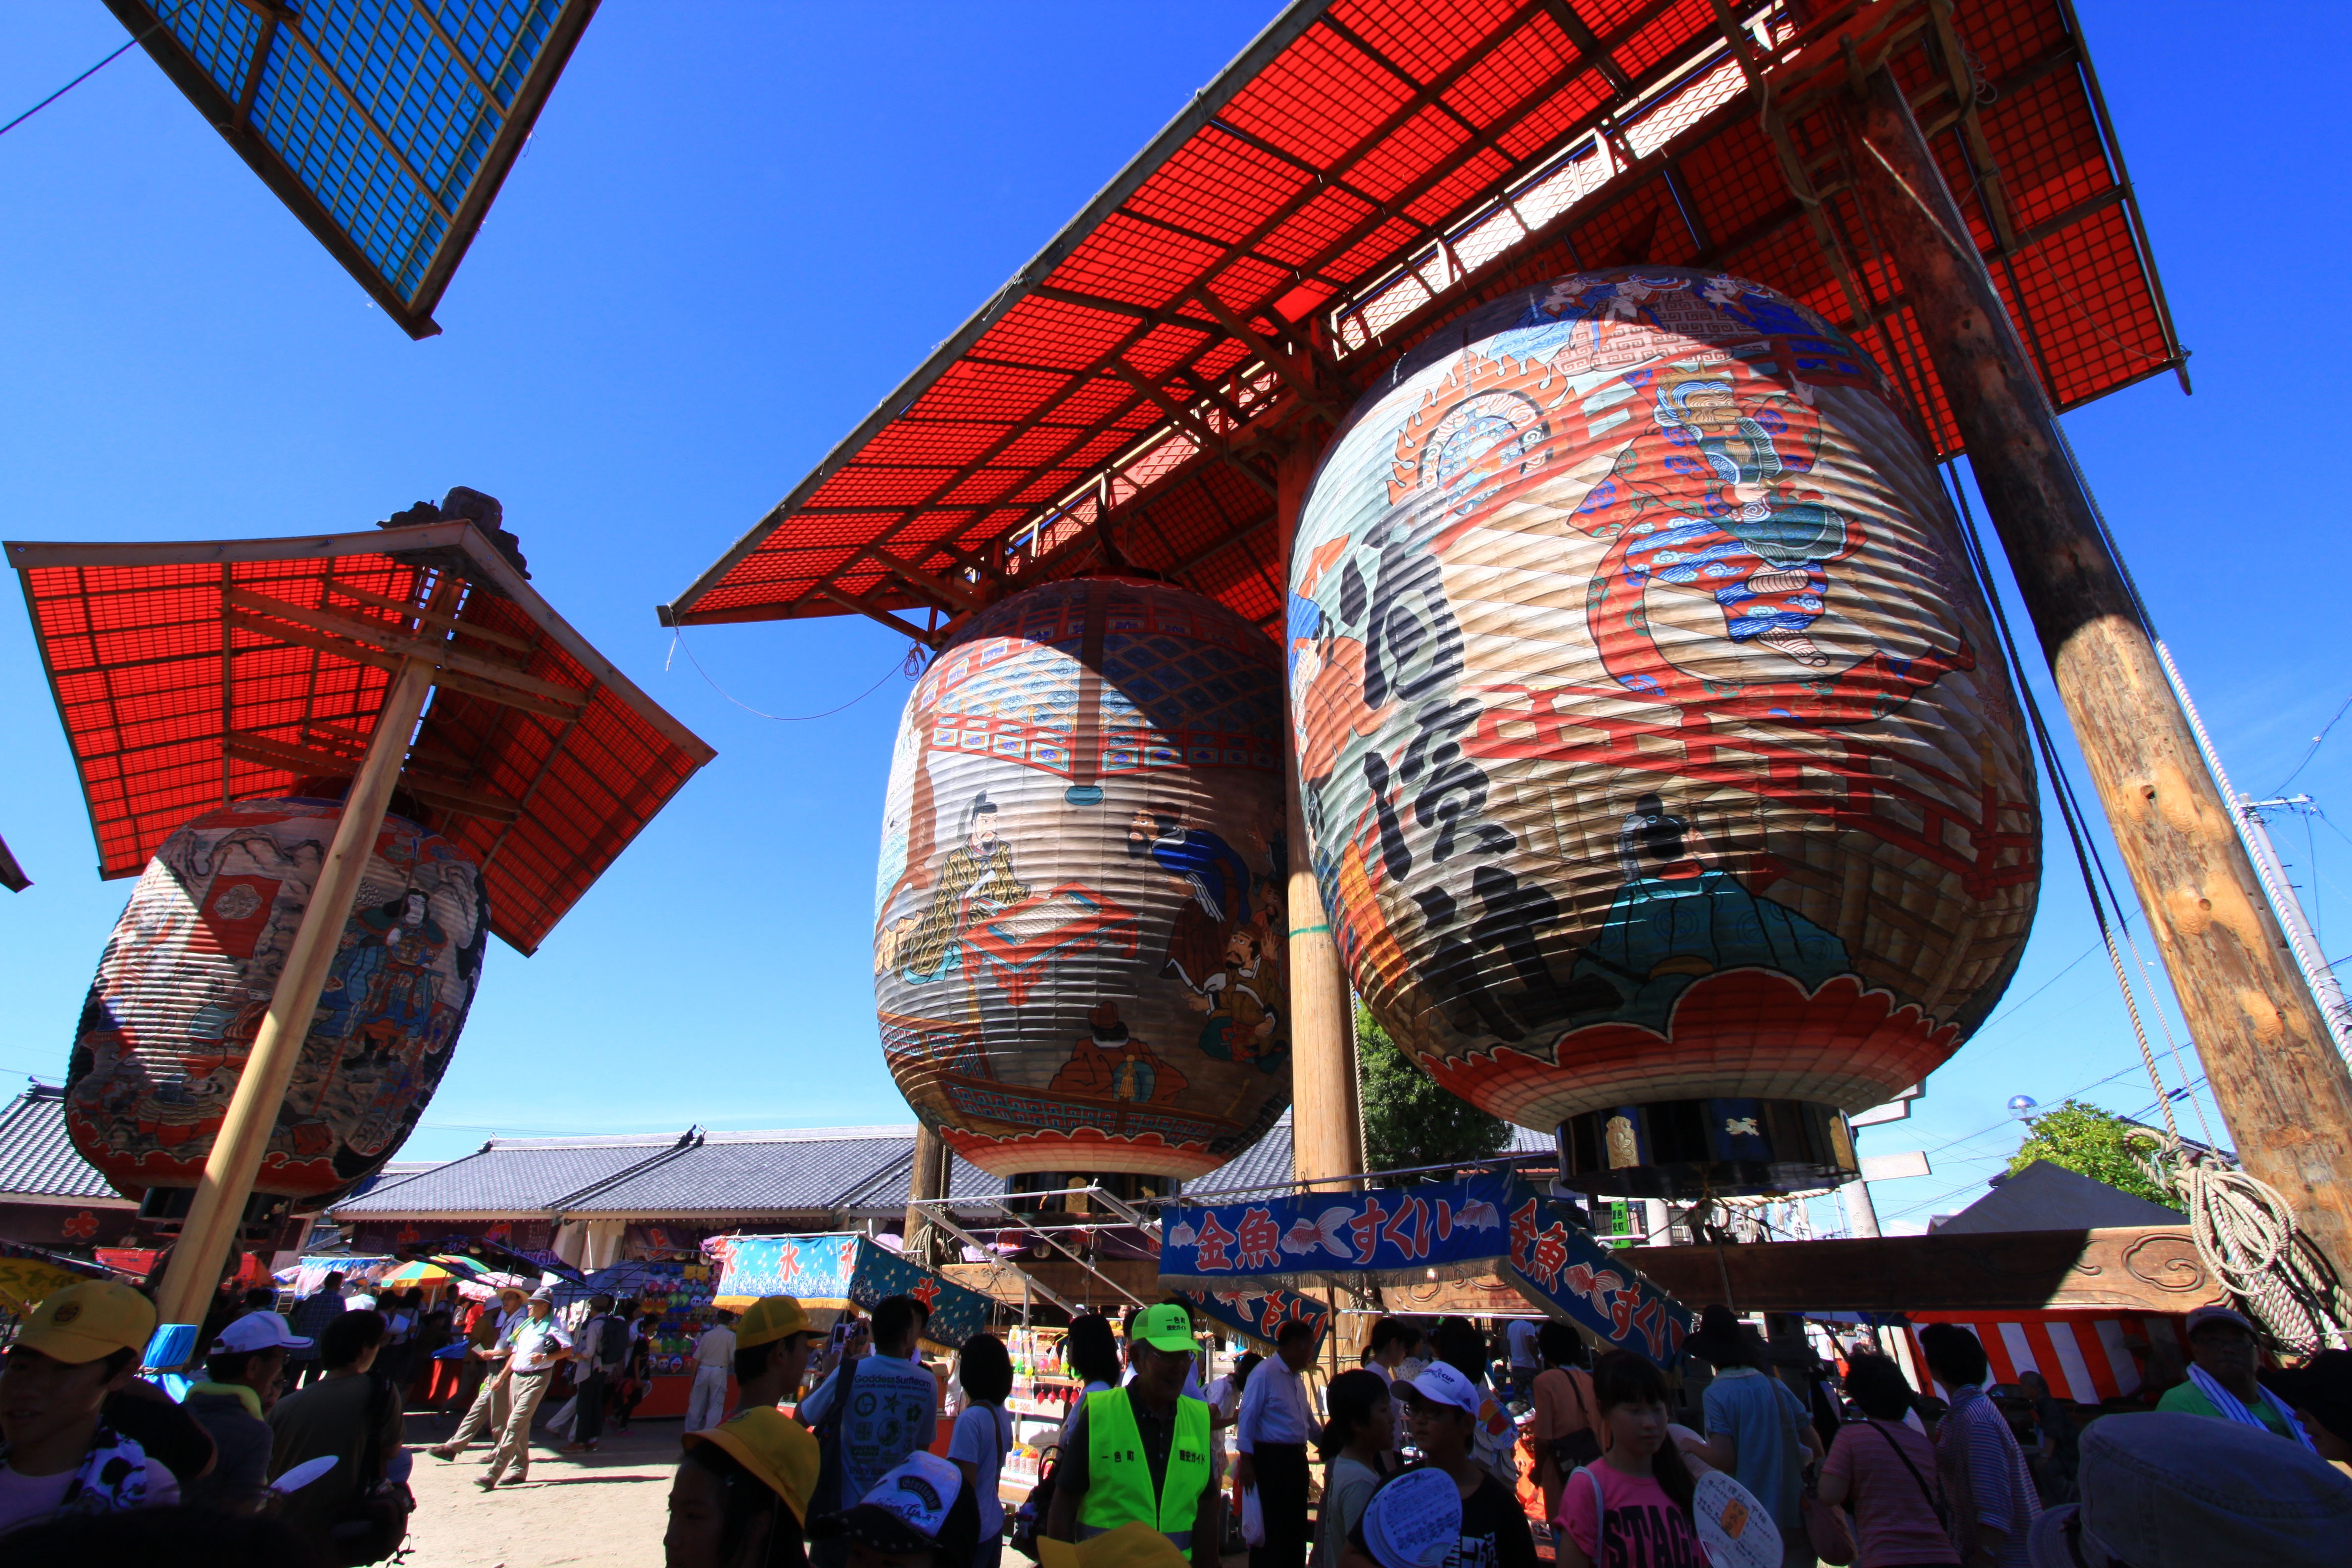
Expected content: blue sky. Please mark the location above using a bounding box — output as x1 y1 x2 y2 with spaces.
2 3 2346 1232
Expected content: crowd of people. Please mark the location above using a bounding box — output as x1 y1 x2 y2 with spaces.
5 1262 2352 1568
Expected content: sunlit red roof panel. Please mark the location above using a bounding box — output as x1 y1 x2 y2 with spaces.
13 525 713 955
666 0 2184 637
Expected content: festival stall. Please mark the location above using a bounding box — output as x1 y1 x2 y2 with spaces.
1159 1169 1694 1368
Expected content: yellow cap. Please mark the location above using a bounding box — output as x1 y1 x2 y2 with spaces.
686 1406 820 1523
735 1295 815 1350
1039 1522 1191 1568
17 1280 157 1366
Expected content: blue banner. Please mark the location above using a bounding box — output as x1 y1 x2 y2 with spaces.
708 1233 990 1348
1157 1172 1692 1367
1177 1285 1332 1353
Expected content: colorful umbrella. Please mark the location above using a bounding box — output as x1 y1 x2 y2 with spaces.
382 1261 452 1284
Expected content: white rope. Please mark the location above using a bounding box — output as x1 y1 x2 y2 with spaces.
2131 1129 2349 1355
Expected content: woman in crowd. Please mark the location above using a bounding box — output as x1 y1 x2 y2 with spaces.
1056 1315 1123 1448
946 1334 1016 1568
1817 1353 1957 1568
1313 1369 1396 1568
1530 1323 1599 1530
1552 1351 1706 1568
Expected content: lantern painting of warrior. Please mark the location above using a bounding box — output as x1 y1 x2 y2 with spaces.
66 795 490 1205
1289 267 2041 1197
873 575 1289 1179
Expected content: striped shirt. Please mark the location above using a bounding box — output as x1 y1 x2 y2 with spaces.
1935 1385 2039 1567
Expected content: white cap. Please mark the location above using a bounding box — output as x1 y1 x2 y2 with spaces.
1394 1360 1482 1418
211 1311 314 1355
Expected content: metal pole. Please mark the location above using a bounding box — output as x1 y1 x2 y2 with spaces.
2236 796 2352 1068
1843 63 2352 1273
154 653 437 1330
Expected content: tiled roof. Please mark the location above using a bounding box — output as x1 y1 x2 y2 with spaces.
330 1133 684 1216
1185 1109 1554 1198
839 1147 1012 1218
560 1131 913 1217
0 1086 129 1204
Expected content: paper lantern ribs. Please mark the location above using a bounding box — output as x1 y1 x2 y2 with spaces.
873 575 1291 1181
1288 268 2040 1199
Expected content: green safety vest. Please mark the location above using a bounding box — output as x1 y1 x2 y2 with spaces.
1077 1387 1214 1547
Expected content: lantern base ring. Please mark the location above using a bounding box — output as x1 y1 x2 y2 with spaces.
1554 1097 1858 1202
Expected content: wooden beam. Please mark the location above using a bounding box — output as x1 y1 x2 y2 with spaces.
814 586 938 645
867 546 988 616
227 588 578 702
224 612 585 722
220 732 524 823
153 653 439 1329
323 579 537 652
1615 1225 2224 1315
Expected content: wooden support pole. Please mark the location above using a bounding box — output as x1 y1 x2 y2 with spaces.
1277 440 1363 1192
153 655 438 1331
1844 66 2352 1272
904 1122 947 1265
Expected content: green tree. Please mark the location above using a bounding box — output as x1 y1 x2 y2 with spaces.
1356 1001 1511 1176
2007 1098 2178 1207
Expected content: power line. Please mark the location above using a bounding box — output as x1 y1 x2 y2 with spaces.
2273 687 2352 794
0 9 179 140
667 628 910 722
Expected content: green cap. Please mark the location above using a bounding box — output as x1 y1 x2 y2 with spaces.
1133 1303 1195 1354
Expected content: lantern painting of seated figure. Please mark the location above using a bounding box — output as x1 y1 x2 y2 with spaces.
67 792 491 1213
872 575 1290 1184
1288 266 2041 1198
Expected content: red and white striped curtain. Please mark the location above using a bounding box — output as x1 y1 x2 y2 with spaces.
1901 1310 2183 1404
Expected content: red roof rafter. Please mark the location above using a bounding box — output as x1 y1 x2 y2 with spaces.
663 0 2182 637
12 524 715 956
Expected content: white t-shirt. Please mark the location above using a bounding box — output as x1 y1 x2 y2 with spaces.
0 1457 180 1533
510 1315 574 1374
1506 1320 1539 1369
693 1325 738 1376
948 1403 1015 1536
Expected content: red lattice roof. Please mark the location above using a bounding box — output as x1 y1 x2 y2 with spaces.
663 0 2182 639
10 522 714 955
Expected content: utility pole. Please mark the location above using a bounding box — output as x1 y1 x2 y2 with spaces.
1277 436 1363 1193
2236 796 2352 1067
1844 63 2352 1272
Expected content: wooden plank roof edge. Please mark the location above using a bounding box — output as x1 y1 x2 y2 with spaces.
654 0 1337 627
5 523 715 767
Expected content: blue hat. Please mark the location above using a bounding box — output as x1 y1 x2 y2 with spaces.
2024 1412 2352 1568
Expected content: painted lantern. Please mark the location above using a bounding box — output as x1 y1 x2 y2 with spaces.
1289 268 2039 1197
874 575 1290 1180
67 795 490 1208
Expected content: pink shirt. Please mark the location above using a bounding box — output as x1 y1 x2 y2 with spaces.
1553 1462 1706 1568
1820 1419 1953 1566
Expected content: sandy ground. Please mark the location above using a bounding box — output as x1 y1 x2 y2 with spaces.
399 1407 681 1568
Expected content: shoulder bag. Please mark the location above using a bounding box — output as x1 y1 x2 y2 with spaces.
1864 1420 1956 1545
1792 1385 1854 1566
1546 1371 1605 1472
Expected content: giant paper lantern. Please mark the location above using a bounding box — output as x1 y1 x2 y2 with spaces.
874 575 1290 1179
1289 267 2039 1198
67 794 490 1209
